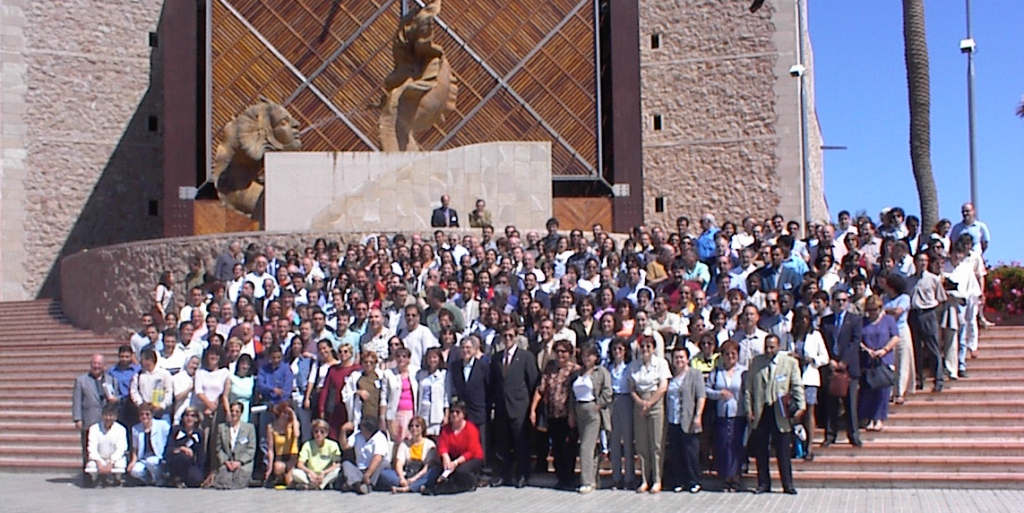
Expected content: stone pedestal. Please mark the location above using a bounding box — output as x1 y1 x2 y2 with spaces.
263 142 553 232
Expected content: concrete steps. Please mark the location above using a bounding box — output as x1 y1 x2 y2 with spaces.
782 326 1024 488
1 299 1023 490
0 300 120 472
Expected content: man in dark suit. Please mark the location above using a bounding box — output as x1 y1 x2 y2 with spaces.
819 288 864 447
489 323 539 488
759 245 803 298
448 335 490 455
430 194 460 227
520 272 551 310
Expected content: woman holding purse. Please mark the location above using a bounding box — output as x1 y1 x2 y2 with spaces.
859 296 899 432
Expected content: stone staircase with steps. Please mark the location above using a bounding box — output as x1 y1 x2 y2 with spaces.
1 300 1023 488
786 326 1024 488
0 300 119 471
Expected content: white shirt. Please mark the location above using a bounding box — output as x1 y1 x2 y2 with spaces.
245 272 276 299
552 327 577 347
628 357 671 394
192 367 230 408
171 371 195 424
402 325 439 369
348 430 390 470
731 328 768 368
572 374 595 402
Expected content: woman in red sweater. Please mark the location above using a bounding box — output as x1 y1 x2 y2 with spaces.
423 402 483 495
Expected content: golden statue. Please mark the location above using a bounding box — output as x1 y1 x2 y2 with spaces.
211 101 301 221
378 0 458 151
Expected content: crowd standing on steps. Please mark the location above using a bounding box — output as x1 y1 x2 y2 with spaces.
74 200 992 496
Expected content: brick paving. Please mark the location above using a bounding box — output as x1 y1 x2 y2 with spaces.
3 473 1023 513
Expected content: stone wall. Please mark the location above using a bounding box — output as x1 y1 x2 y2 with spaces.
61 229 488 338
0 0 165 300
638 0 826 229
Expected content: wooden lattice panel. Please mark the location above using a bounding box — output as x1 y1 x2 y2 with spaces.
210 0 598 176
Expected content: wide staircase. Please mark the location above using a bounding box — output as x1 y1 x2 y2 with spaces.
1 300 1023 487
789 326 1024 488
0 300 119 471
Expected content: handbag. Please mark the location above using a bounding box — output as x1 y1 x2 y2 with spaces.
827 366 850 398
865 360 896 390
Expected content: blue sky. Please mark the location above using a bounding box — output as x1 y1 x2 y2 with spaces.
809 1 1023 265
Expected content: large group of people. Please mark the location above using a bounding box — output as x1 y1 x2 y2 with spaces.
73 198 991 497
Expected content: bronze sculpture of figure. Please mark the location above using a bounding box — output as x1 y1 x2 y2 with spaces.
378 0 458 151
211 101 301 222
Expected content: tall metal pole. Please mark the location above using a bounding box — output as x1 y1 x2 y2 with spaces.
796 0 812 237
964 0 979 210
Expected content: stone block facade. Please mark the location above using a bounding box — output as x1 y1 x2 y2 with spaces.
0 0 164 300
639 0 826 230
0 0 829 303
264 142 552 233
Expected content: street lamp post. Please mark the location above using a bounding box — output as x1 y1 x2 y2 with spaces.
796 0 812 237
961 0 978 210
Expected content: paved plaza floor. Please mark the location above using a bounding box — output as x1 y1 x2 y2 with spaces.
2 473 1022 513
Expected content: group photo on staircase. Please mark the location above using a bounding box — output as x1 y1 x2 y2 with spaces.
3 202 1019 500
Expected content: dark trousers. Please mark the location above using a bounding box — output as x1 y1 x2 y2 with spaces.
666 424 701 489
165 453 205 488
750 410 793 491
424 459 483 494
823 370 861 443
548 417 577 487
910 308 942 384
492 409 531 481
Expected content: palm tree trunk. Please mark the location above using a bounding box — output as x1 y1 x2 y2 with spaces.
902 0 939 231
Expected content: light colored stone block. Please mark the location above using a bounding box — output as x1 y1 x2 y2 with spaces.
265 142 552 232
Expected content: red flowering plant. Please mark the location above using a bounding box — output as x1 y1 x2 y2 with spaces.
984 263 1024 323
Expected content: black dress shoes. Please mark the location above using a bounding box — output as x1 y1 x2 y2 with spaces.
753 486 771 494
783 488 798 495
489 477 506 488
515 476 527 488
821 439 835 447
850 438 863 447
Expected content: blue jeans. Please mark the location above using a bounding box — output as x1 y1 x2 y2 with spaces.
378 467 431 491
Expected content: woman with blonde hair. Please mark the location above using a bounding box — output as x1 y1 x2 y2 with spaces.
165 406 206 488
379 416 437 493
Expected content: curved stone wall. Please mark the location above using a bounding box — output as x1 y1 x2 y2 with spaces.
60 229 478 338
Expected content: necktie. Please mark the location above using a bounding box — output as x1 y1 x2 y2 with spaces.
832 314 842 355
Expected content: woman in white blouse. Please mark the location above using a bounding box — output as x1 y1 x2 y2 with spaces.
416 348 449 436
571 345 612 494
704 340 747 492
628 335 670 493
782 306 828 462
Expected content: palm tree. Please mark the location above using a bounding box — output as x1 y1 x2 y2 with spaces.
902 0 938 231
1017 97 1023 118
